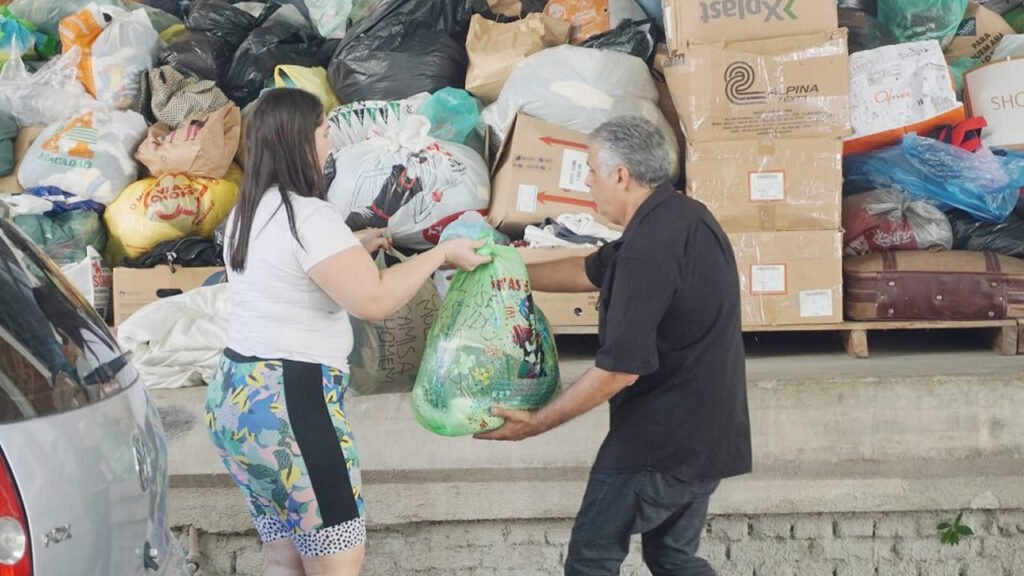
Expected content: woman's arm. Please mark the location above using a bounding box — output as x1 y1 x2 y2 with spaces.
308 239 490 321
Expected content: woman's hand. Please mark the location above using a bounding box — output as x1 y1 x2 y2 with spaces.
354 228 391 254
440 239 492 272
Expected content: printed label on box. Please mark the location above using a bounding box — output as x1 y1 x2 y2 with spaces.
751 264 786 294
799 289 834 318
749 171 785 201
559 149 591 193
517 185 539 213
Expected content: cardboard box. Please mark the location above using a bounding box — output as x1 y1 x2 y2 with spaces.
846 40 965 155
490 114 613 235
516 246 600 327
653 44 687 169
663 0 838 53
686 138 842 232
664 30 851 144
964 57 1024 150
945 2 1016 64
113 266 226 326
729 230 843 327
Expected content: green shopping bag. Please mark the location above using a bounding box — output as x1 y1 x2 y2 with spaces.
412 240 559 436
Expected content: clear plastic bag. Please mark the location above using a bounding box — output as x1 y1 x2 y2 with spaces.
305 0 352 39
7 0 125 36
842 188 954 256
0 45 97 127
412 238 559 436
844 133 1024 223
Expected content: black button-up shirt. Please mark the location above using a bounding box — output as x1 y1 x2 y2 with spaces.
584 184 752 480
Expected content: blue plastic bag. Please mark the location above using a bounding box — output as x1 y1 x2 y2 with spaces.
844 134 1024 223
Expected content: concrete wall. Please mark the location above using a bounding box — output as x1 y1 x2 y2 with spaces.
159 351 1024 575
184 510 1024 576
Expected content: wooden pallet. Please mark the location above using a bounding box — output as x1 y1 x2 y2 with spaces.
553 320 1021 358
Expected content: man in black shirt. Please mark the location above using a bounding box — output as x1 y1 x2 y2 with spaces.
476 117 752 575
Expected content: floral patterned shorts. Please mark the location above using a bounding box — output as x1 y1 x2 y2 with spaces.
205 349 365 557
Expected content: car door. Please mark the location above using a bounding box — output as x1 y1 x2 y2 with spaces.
0 218 178 575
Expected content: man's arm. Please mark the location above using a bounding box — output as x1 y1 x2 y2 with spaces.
526 257 597 293
475 367 638 441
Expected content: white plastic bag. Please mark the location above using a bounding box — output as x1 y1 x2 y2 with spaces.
60 246 112 319
0 45 97 127
482 45 678 176
328 116 491 250
18 109 148 205
7 0 125 36
89 7 161 109
327 93 430 151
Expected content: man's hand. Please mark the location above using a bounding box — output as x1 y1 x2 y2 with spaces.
475 407 546 441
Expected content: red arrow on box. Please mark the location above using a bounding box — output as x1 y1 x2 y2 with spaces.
540 136 588 150
538 192 596 210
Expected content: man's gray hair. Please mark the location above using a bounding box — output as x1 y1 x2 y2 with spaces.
589 116 672 188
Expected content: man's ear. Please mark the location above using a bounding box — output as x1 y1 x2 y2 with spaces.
615 166 630 189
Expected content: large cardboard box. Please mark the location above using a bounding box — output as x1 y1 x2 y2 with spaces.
517 246 600 328
729 230 843 327
686 138 842 232
663 0 838 53
490 114 613 235
653 44 687 169
964 57 1024 150
113 266 226 326
945 2 1016 64
664 30 851 144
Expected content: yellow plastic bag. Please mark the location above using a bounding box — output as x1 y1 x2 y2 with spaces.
273 65 340 111
104 165 242 265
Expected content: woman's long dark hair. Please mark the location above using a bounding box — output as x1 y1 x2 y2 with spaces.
228 88 326 272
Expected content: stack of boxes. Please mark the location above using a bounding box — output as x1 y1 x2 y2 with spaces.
663 0 852 328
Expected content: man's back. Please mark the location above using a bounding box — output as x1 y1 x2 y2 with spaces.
585 186 752 480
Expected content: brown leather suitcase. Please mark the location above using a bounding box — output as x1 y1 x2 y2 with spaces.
845 251 1024 321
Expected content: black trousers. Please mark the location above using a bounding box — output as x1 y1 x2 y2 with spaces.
565 470 720 576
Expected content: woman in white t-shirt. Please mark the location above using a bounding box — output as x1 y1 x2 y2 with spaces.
205 89 489 576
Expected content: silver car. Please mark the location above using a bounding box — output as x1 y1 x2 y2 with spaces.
0 212 187 576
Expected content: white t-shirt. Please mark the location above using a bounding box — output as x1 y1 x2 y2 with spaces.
224 188 361 371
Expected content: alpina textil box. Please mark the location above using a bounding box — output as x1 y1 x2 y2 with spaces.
664 0 838 52
664 29 851 143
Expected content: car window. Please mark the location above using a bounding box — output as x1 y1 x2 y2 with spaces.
0 220 136 423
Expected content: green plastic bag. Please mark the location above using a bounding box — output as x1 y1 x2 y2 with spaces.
1006 6 1024 33
419 87 483 146
14 211 107 266
412 240 559 436
878 0 968 43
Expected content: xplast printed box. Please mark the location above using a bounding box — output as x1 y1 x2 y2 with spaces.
664 0 838 52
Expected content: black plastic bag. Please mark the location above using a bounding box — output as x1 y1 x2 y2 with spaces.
159 32 236 82
183 0 266 49
122 237 225 268
948 200 1024 258
138 0 185 17
581 18 655 61
329 0 473 102
470 0 547 23
331 32 468 102
224 20 334 106
837 0 878 16
840 7 898 53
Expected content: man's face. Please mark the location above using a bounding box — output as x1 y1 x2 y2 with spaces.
586 144 626 226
